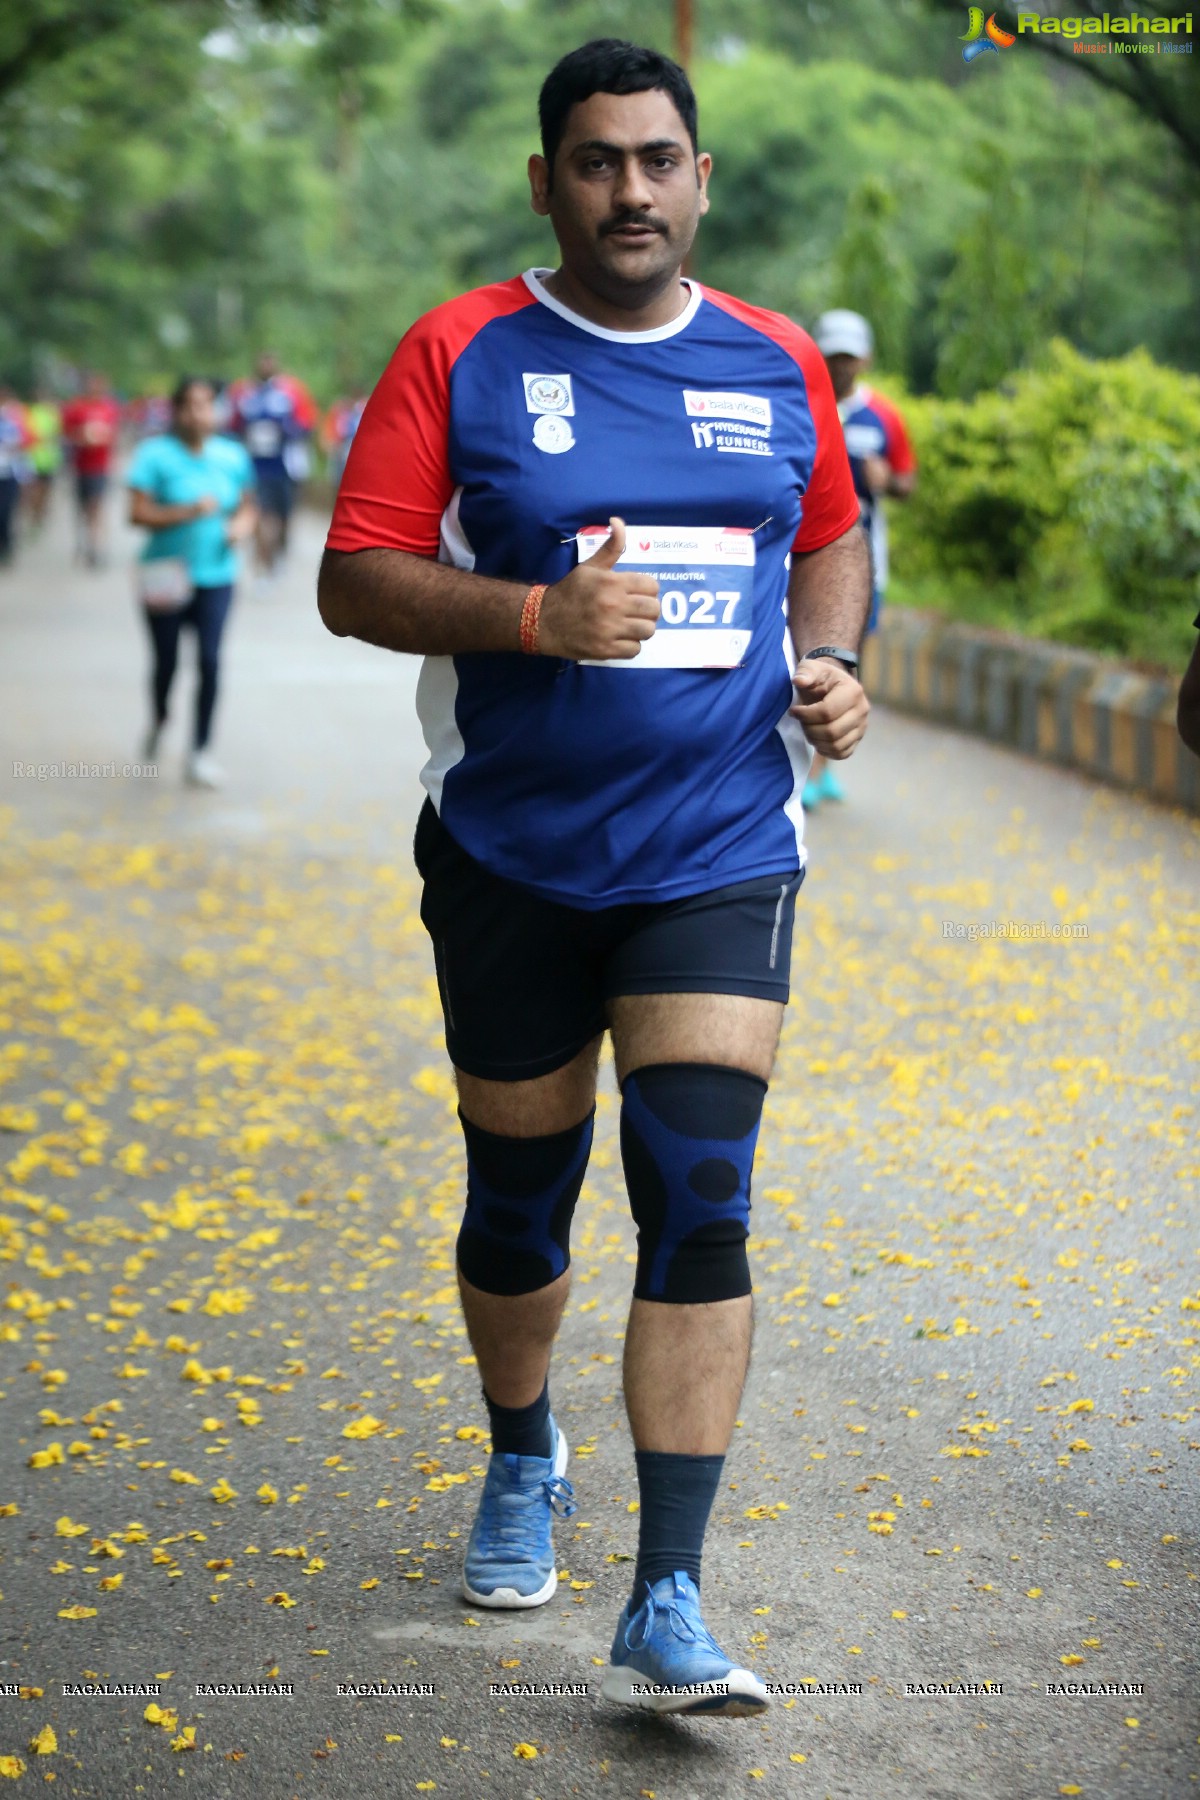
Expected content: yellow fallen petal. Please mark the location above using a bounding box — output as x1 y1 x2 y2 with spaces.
57 1605 97 1619
342 1415 384 1440
28 1726 56 1756
54 1517 88 1537
0 1755 27 1778
513 1742 539 1759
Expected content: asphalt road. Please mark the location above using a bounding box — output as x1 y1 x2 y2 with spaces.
0 493 1198 1800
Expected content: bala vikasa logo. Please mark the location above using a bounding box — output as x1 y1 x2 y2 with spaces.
961 7 1016 59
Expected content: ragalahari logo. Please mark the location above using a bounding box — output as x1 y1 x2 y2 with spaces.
961 7 1017 59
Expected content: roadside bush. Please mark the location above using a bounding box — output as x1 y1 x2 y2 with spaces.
886 341 1200 670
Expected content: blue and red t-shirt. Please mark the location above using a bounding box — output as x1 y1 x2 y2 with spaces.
837 384 916 597
229 375 316 477
326 269 859 908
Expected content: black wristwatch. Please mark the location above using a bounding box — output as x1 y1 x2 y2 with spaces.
801 645 860 679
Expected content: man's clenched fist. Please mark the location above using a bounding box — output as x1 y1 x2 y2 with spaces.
789 658 869 759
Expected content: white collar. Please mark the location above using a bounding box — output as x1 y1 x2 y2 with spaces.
522 267 702 344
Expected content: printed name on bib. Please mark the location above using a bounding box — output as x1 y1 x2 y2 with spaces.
575 525 755 670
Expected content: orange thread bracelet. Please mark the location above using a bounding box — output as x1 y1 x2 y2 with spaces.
519 584 546 655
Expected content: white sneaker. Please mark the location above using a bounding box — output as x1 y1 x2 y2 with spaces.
186 749 224 788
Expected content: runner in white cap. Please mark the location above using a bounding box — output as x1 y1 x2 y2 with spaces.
807 309 917 807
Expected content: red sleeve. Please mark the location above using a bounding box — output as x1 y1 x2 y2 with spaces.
874 393 917 476
60 400 81 443
280 375 317 432
785 330 861 554
325 281 533 558
699 290 861 557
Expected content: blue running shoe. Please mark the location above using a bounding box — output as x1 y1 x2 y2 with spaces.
600 1571 769 1716
815 763 846 803
461 1415 575 1609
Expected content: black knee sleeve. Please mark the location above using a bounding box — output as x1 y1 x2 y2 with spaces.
620 1062 766 1304
456 1107 593 1296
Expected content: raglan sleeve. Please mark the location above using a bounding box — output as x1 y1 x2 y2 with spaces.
879 398 917 476
788 329 862 556
324 314 454 558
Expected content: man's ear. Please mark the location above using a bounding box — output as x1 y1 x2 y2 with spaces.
696 150 712 215
529 153 552 217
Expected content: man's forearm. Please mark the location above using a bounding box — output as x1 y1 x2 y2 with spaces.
787 521 872 658
317 547 530 655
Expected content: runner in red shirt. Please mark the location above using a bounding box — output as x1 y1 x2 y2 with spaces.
62 372 123 568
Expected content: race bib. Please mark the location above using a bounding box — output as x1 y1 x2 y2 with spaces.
247 419 282 458
574 525 755 670
136 557 192 611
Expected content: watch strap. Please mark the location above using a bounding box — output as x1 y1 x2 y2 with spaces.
801 645 859 672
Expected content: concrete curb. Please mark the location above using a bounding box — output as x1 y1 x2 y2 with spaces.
861 609 1199 814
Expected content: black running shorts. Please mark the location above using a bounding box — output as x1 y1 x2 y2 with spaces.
413 798 805 1082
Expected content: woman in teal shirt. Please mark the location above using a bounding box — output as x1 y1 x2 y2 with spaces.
127 376 257 787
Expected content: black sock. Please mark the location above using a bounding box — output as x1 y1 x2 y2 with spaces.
632 1449 725 1598
482 1378 552 1459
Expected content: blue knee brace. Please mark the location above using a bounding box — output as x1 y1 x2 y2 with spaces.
456 1107 593 1296
620 1063 766 1304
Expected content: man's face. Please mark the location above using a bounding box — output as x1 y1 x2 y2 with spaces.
824 353 867 401
256 353 278 382
529 88 710 308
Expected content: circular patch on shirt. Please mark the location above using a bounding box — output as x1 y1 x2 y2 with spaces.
532 414 575 454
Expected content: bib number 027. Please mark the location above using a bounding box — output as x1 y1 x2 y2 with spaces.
659 588 742 627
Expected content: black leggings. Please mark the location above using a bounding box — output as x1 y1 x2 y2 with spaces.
142 583 233 750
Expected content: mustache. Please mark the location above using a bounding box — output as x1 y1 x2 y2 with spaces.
601 213 668 236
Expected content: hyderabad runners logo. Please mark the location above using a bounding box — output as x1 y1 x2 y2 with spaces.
960 6 1016 59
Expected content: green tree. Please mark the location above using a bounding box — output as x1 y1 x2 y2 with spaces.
934 143 1040 397
828 177 912 372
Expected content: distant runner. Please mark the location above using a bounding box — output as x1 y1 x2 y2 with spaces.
127 375 257 788
806 309 916 807
228 352 315 577
322 389 368 490
62 371 122 568
0 385 32 566
24 384 63 533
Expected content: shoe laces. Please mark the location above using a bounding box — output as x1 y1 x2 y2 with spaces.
624 1582 723 1657
475 1467 576 1555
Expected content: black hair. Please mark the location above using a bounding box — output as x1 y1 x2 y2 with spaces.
170 374 213 410
538 38 698 176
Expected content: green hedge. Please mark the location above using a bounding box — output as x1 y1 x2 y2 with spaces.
884 341 1200 674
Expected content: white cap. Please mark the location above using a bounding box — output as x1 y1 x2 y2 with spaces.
813 309 873 360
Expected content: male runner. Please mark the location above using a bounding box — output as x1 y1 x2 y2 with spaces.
62 371 121 567
318 38 870 1718
805 309 916 807
228 352 315 575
